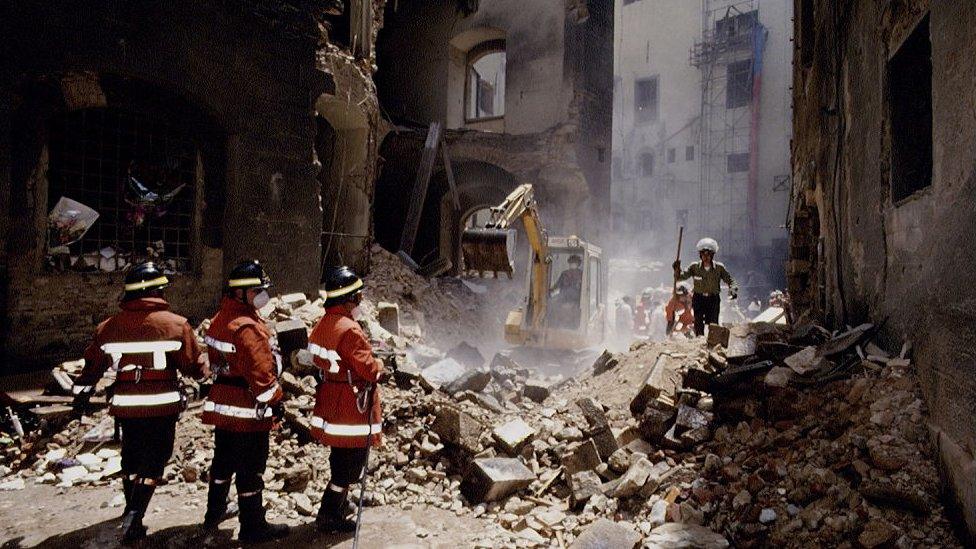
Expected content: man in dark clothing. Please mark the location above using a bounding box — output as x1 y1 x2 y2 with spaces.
673 237 738 336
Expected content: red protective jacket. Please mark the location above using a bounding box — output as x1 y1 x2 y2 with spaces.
72 298 205 418
665 295 695 329
201 297 283 432
308 306 382 448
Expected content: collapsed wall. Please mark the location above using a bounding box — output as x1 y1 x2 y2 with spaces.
787 1 976 540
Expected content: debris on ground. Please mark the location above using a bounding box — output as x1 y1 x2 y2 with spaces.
0 247 964 547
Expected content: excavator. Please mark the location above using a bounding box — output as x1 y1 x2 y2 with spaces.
461 184 605 351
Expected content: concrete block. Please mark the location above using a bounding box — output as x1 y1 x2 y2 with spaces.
493 418 536 455
784 346 826 375
461 458 535 502
592 350 619 375
274 318 308 357
576 397 609 430
612 457 654 498
562 439 602 475
280 292 308 309
443 369 491 394
431 407 483 453
629 355 680 417
522 380 551 403
638 407 674 443
589 428 619 461
569 470 603 510
706 324 730 348
420 358 467 390
570 518 641 549
376 302 400 336
674 404 713 432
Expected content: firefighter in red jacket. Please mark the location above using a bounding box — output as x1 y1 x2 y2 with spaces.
71 262 207 542
308 266 385 533
201 260 288 542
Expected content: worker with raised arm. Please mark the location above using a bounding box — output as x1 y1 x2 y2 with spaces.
673 238 738 336
71 262 207 542
201 260 289 542
307 266 386 533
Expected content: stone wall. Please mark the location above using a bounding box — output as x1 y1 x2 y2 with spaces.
373 0 614 266
0 1 383 370
788 0 976 540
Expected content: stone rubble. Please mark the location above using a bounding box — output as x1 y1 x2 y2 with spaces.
0 250 966 547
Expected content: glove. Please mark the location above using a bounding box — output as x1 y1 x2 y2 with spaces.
729 286 739 300
271 402 285 422
672 260 681 271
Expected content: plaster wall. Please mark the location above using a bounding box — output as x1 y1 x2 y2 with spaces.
612 0 792 269
788 0 976 539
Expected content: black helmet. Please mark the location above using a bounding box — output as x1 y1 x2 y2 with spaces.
123 262 169 299
225 260 272 292
323 266 363 307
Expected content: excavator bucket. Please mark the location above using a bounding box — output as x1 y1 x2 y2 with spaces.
461 228 516 277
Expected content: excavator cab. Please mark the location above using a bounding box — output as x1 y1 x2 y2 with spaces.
460 184 605 351
523 237 605 349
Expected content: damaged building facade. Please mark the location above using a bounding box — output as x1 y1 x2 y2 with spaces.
787 0 976 540
612 0 793 286
372 0 613 275
0 1 386 370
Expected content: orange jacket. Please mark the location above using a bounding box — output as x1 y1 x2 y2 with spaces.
665 295 695 327
73 298 205 418
308 306 382 448
201 297 283 432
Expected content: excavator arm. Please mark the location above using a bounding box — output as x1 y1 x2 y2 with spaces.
461 184 551 331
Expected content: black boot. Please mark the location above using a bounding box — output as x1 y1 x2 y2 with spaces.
238 492 289 543
120 477 134 518
120 481 155 542
202 480 239 529
315 485 357 533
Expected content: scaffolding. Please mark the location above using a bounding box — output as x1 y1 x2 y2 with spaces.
691 0 765 264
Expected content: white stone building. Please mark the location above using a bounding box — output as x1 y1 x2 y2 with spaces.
611 0 793 291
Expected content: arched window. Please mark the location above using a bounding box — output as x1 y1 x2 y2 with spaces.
466 40 506 121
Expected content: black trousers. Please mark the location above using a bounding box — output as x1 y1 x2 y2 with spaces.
692 293 721 336
328 447 368 488
119 415 177 479
210 428 270 494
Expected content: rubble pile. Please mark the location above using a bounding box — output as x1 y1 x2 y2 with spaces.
0 256 966 548
361 244 501 350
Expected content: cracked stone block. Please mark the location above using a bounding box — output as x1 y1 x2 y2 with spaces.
461 457 535 502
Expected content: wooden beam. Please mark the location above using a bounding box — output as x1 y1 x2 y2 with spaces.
398 122 442 257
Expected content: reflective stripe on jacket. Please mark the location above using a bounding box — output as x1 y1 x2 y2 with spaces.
308 307 382 448
201 297 282 432
71 297 205 418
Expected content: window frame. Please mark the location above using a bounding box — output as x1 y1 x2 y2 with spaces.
44 107 201 275
639 151 655 178
726 60 753 109
634 76 659 123
464 39 507 123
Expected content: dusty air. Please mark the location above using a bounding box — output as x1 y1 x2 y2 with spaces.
0 1 972 548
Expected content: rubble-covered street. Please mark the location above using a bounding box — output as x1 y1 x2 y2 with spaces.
3 0 975 547
0 245 966 548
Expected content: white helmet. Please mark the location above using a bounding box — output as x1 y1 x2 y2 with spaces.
696 237 719 253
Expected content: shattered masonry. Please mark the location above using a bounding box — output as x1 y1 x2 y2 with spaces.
787 1 976 541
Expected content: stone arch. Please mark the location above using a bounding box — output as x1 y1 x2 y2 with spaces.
432 160 521 275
